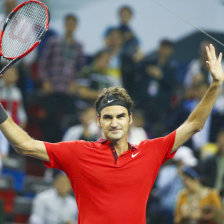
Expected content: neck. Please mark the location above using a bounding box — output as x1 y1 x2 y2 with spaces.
65 33 74 43
112 138 129 156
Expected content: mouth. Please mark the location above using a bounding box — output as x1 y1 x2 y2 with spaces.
109 129 121 133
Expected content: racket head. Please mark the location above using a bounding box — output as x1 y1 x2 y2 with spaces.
0 0 50 60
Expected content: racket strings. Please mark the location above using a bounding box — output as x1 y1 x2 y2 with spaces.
1 2 48 58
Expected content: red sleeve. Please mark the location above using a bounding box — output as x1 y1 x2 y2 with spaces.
141 130 176 165
43 141 82 172
159 130 177 162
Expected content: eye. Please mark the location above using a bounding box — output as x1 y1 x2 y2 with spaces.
103 115 112 119
117 113 126 119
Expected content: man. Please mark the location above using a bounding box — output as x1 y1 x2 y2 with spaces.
0 44 222 224
38 14 85 142
137 39 177 137
29 174 78 224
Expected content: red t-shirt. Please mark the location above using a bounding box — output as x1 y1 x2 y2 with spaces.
44 131 176 224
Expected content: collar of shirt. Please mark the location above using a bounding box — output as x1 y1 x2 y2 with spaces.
96 138 137 151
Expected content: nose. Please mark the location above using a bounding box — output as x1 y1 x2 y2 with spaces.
111 117 118 128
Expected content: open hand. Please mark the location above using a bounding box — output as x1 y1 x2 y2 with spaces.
206 44 224 83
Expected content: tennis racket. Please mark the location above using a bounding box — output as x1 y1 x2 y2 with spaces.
0 0 50 76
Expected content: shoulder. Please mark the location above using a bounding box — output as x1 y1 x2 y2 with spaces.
139 131 176 148
44 140 93 154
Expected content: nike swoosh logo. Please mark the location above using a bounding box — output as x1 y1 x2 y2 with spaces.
132 152 140 158
108 99 115 103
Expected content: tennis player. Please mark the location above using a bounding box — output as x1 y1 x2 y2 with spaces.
0 44 223 224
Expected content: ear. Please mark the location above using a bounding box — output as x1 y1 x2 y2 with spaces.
129 112 133 125
96 115 101 127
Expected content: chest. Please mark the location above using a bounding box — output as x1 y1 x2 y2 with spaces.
71 147 161 192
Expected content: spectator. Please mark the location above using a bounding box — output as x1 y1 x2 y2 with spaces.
39 14 85 95
104 5 143 98
174 166 223 224
104 28 124 85
200 129 224 193
137 39 177 136
151 146 197 224
29 174 78 224
77 50 117 103
169 81 224 154
0 0 17 28
38 14 85 142
0 66 27 159
128 110 148 145
184 40 212 88
62 106 99 142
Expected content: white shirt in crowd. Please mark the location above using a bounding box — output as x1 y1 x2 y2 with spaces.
29 189 78 224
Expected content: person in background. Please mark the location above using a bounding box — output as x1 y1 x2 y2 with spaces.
200 129 224 193
0 0 17 28
38 14 86 142
137 39 177 137
39 13 85 95
29 174 78 224
184 40 212 88
77 50 117 103
174 166 223 224
150 146 198 224
128 110 148 145
104 5 143 98
0 66 27 161
104 28 124 85
169 81 224 155
62 106 99 142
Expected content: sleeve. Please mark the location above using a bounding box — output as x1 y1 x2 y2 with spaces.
160 130 177 161
140 130 176 166
43 141 81 172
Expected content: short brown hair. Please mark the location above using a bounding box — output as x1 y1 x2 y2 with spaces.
95 86 134 115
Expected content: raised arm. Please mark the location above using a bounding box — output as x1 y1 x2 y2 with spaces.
0 107 49 161
172 44 224 153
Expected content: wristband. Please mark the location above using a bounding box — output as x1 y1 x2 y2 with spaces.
0 104 8 124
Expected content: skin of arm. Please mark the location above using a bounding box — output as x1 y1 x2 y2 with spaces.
172 44 224 153
0 117 49 161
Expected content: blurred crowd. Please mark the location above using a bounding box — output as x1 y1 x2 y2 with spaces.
1 0 224 224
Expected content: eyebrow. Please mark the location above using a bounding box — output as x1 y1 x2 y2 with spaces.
102 113 126 119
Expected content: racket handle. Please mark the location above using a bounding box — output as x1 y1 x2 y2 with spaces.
0 58 20 76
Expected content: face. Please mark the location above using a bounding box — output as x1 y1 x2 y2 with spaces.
94 53 110 71
158 45 173 59
119 9 132 24
54 175 71 197
65 18 77 34
106 30 123 48
97 105 132 142
81 107 96 127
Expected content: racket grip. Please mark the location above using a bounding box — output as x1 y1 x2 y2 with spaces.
0 58 20 76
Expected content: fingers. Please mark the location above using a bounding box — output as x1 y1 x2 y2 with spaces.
206 45 212 61
206 44 222 63
218 52 222 63
209 44 216 59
